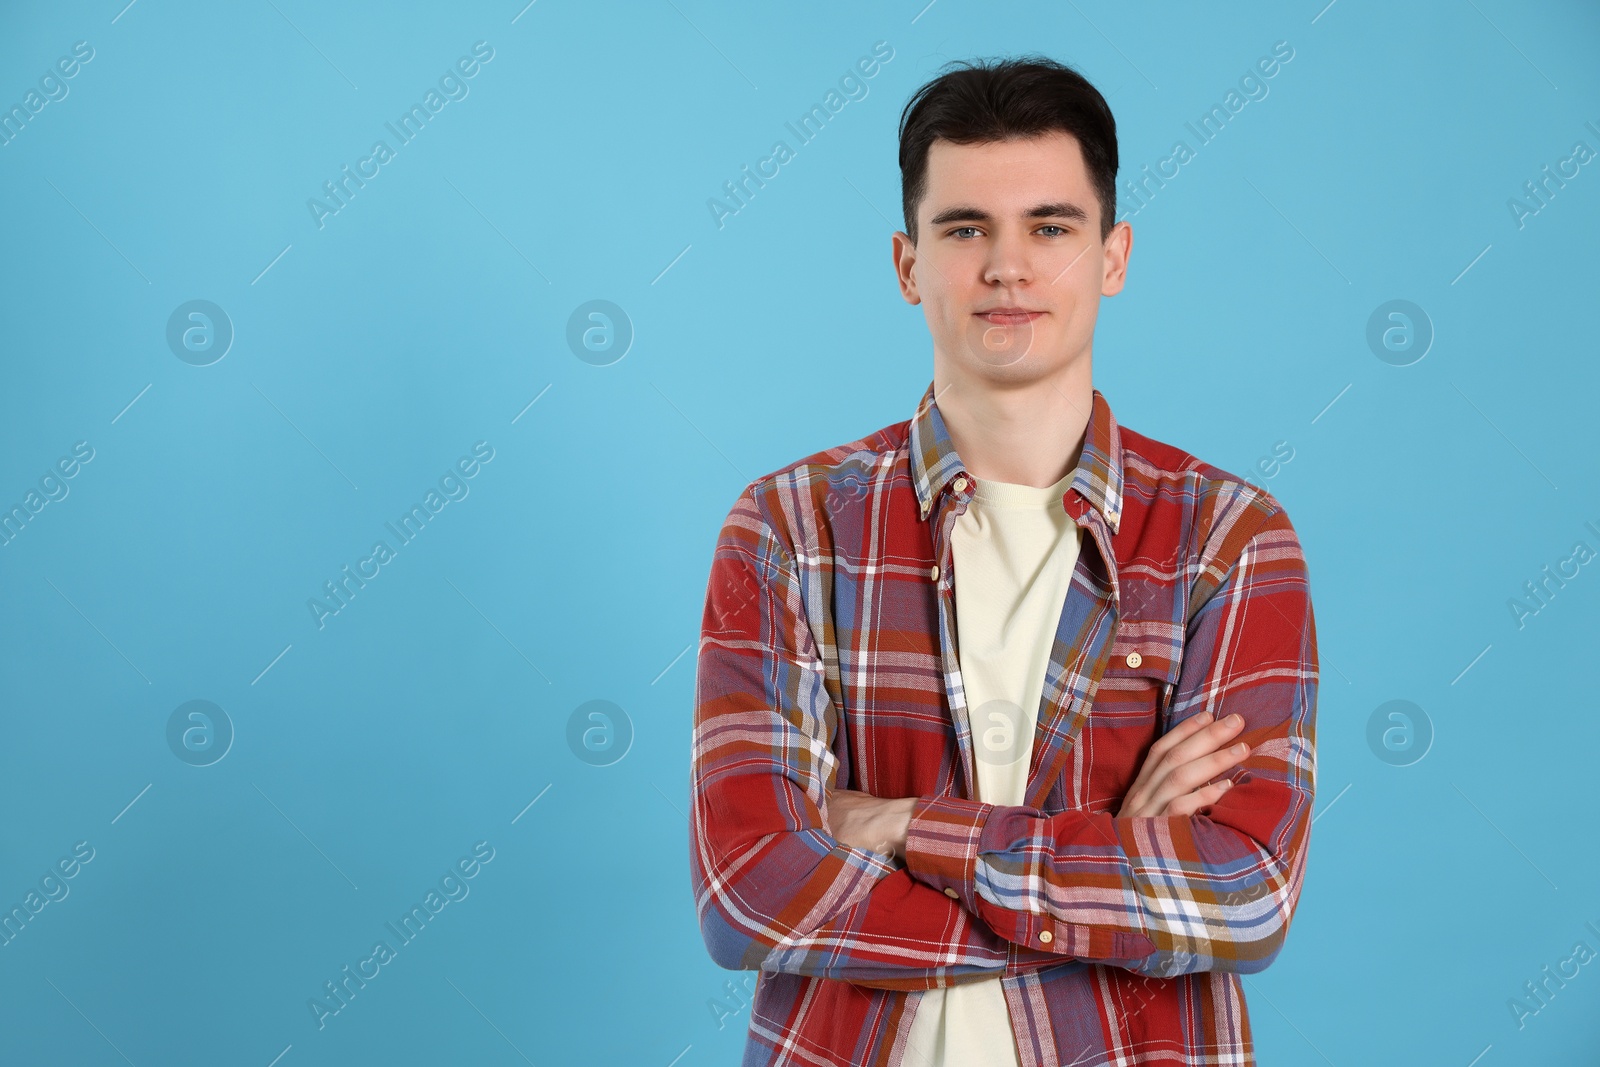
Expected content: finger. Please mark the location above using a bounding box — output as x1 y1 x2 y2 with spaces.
1137 714 1241 793
1161 713 1246 771
1133 731 1247 813
1126 715 1250 816
1160 777 1235 818
1122 714 1217 815
1142 710 1215 764
1141 741 1252 816
1155 741 1254 799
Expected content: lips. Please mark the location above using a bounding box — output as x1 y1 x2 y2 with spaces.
977 307 1043 324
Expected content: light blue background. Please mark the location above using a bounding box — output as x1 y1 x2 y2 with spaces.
2 1 1598 1064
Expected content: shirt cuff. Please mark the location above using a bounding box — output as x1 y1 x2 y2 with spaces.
902 793 993 913
904 794 1159 964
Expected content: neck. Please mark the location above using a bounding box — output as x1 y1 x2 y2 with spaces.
931 357 1093 489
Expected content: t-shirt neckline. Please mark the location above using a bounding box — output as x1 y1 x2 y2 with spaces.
969 468 1076 510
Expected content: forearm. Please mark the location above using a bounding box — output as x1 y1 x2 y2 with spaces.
894 499 1322 977
692 493 1074 990
692 798 1076 990
901 794 1311 976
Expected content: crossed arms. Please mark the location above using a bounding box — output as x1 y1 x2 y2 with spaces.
688 486 1318 991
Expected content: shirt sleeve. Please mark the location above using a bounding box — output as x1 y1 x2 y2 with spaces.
900 498 1319 978
689 487 1074 991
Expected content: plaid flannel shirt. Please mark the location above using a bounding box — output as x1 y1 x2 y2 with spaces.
690 380 1319 1066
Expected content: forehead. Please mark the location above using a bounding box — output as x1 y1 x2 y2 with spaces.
921 132 1089 204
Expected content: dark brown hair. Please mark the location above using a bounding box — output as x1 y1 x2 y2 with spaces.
897 56 1119 244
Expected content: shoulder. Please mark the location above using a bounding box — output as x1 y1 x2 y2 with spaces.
1116 420 1308 608
716 416 912 560
1120 421 1294 528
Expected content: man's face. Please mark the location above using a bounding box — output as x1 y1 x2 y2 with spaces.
892 131 1131 386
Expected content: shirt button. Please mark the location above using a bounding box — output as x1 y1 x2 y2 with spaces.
943 887 959 899
930 565 941 581
920 500 930 518
953 476 968 492
1038 930 1053 944
1125 651 1143 668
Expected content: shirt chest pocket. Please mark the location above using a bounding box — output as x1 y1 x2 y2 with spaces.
1074 624 1184 809
1095 626 1182 723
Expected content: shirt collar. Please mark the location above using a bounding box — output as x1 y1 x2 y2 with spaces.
908 378 1124 535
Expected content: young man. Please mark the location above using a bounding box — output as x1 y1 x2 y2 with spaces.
690 56 1317 1067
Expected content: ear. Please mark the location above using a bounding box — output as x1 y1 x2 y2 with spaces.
891 231 922 305
1100 220 1133 297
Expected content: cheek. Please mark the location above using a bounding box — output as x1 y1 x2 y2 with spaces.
927 299 962 338
1052 244 1102 288
943 294 976 333
916 277 961 324
1055 265 1103 315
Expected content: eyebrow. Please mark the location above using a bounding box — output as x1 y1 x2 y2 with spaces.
928 201 1090 227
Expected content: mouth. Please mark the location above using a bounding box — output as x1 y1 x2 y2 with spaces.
976 307 1044 326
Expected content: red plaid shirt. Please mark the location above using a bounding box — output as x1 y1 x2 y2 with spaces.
690 380 1319 1066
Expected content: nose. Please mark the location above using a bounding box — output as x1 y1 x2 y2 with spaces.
982 226 1033 287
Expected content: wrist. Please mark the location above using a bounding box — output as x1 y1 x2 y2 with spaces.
902 793 993 898
892 796 916 861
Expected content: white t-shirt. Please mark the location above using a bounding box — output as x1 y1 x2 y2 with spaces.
903 468 1083 1066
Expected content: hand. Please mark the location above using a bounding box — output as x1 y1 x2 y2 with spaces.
1116 711 1252 818
824 787 916 862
